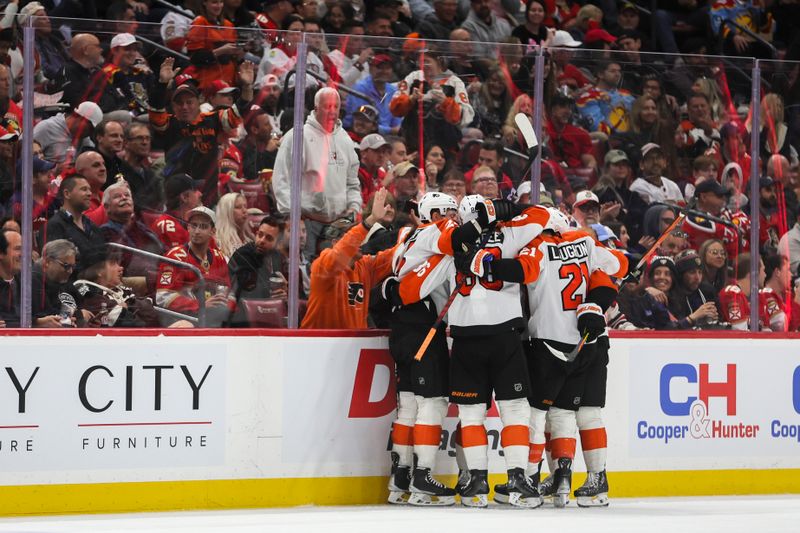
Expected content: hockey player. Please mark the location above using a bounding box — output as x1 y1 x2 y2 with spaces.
382 192 459 506
442 195 556 508
461 211 628 508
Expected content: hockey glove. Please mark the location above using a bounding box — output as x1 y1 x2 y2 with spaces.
380 276 403 307
454 245 493 277
577 302 606 343
475 198 497 228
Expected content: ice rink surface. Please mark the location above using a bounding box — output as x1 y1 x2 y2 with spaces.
0 496 797 533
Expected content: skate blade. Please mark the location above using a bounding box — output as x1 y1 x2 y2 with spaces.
553 493 570 508
508 492 544 509
460 494 489 508
408 493 455 506
576 493 609 508
492 484 509 505
387 491 410 505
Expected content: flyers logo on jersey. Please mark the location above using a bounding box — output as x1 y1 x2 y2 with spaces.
347 282 365 306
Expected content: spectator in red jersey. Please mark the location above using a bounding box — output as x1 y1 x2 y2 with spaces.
760 252 796 332
683 178 750 260
545 93 596 170
151 174 202 250
256 0 295 42
156 206 233 326
358 134 391 201
718 253 766 331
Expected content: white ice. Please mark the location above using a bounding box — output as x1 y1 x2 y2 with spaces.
0 496 796 533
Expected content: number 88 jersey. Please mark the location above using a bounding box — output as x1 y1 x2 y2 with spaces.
523 230 628 345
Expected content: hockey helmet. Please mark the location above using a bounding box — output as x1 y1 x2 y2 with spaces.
458 194 486 225
418 191 458 223
544 207 571 234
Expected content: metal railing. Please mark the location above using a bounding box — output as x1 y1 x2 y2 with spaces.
107 243 206 328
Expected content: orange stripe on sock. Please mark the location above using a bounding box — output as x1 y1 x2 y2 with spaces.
392 423 414 446
544 432 551 452
413 424 442 446
461 425 488 448
528 442 545 463
579 427 607 451
501 425 529 448
550 437 576 459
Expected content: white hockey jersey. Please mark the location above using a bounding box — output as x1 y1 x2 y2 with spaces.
392 219 457 311
447 207 552 336
523 231 628 345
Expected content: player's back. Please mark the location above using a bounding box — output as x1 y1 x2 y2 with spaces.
525 231 627 345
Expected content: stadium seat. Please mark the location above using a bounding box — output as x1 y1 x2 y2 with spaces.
228 181 270 213
243 298 287 328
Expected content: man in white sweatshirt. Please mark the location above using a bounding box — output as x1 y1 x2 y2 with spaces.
273 87 362 259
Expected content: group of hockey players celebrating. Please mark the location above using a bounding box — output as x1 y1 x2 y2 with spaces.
380 190 628 509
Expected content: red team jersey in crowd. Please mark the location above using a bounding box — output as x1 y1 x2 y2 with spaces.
522 231 628 345
682 209 750 259
718 282 768 330
151 213 190 250
156 244 230 313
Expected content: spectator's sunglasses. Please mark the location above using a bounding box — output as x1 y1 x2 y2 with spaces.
55 259 75 272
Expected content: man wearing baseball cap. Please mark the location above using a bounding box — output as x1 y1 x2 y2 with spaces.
358 134 391 199
104 32 154 116
572 190 602 228
348 104 380 144
681 177 748 259
343 54 402 137
156 205 233 326
629 143 684 205
33 101 102 164
670 250 719 329
150 56 255 205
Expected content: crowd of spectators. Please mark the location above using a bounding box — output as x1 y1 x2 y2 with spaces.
1 0 800 331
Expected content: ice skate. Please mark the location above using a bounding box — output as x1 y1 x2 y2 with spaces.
408 467 456 506
387 453 411 505
552 458 573 508
574 470 609 508
538 471 556 504
494 467 541 505
492 468 543 508
458 469 489 508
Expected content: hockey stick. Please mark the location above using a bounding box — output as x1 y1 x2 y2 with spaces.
656 202 746 234
620 211 687 287
562 213 687 363
413 113 538 362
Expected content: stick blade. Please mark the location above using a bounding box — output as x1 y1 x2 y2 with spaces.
514 112 538 150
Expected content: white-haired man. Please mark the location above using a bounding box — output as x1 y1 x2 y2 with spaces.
273 87 362 259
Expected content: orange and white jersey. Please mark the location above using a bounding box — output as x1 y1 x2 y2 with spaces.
393 219 458 307
389 70 474 127
523 231 628 345
447 207 551 336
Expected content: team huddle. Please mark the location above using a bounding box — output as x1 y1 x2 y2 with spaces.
380 192 628 509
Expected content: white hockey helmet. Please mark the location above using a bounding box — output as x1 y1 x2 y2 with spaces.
544 206 571 234
418 191 458 222
458 194 486 225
